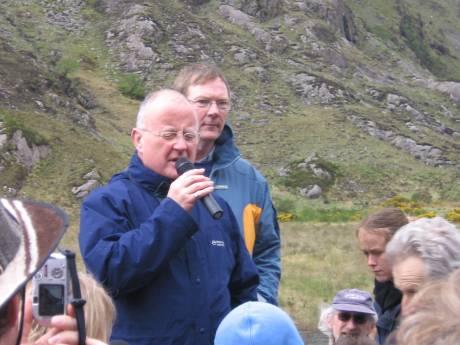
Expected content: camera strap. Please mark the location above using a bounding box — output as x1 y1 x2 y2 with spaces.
64 250 87 345
14 287 26 345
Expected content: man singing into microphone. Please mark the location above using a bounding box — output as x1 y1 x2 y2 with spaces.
79 89 259 345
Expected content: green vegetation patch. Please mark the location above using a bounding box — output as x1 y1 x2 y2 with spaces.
279 156 339 193
118 73 146 100
0 112 49 147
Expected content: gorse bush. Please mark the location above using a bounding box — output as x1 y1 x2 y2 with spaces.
446 209 460 223
277 212 295 222
381 195 427 216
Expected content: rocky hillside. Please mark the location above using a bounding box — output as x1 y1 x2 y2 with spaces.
0 0 459 227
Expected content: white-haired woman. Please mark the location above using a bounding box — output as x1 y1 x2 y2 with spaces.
385 217 460 315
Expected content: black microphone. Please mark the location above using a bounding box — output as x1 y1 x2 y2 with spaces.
175 157 223 219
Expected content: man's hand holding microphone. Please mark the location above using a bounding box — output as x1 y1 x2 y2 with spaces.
167 158 223 219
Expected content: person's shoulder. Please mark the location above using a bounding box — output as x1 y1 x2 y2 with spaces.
83 173 131 204
232 157 268 182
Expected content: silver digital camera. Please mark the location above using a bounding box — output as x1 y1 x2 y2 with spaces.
32 252 71 321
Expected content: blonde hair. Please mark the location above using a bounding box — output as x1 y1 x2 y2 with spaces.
357 207 409 242
396 268 460 345
29 272 115 342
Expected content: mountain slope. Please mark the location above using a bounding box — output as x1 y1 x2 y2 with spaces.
0 0 459 240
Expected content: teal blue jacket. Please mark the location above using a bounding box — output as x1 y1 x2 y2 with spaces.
207 125 281 304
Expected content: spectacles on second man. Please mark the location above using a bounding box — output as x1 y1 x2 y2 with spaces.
188 98 231 112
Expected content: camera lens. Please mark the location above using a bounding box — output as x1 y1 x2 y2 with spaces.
51 267 64 279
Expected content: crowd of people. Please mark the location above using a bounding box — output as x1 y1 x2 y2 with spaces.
1 62 460 345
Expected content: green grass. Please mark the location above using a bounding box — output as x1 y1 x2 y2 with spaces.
279 221 373 330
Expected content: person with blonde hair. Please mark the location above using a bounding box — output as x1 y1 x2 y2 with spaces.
395 268 460 345
356 207 409 344
26 272 116 343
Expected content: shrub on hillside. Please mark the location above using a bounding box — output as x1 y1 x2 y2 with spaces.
56 57 80 77
118 73 145 100
446 209 460 223
411 190 432 204
381 195 430 216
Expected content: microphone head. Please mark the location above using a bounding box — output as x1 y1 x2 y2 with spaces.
175 157 195 175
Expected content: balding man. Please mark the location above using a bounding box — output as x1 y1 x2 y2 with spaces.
79 89 259 345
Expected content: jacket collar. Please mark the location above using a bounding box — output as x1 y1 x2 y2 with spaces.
212 124 240 167
115 152 172 198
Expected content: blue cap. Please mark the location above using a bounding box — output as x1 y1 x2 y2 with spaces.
214 302 305 345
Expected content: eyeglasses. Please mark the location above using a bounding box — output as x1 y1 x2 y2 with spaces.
189 99 231 111
140 128 199 142
337 312 369 325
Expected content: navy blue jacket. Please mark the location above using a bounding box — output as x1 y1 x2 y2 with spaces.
79 153 259 345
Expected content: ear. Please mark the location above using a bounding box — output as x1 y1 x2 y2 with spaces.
326 312 334 329
131 128 143 153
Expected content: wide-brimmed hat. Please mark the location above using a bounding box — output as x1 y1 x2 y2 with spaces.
332 288 377 316
0 198 68 309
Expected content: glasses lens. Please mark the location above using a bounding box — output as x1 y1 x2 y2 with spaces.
353 314 368 325
338 312 368 325
338 312 351 322
191 99 230 111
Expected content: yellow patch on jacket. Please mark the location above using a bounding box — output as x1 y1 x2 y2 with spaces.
242 204 262 254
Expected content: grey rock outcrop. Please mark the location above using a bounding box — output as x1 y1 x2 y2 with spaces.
218 5 288 53
300 184 322 199
240 0 284 21
106 4 163 73
347 114 454 167
72 168 101 199
288 73 353 105
10 131 51 170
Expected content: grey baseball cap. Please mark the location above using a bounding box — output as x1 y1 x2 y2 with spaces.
332 288 377 316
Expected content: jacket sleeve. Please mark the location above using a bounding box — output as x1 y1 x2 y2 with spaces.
253 182 281 305
228 206 259 308
79 190 197 296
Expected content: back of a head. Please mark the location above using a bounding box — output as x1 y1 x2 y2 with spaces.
396 268 460 345
79 272 116 342
214 302 305 345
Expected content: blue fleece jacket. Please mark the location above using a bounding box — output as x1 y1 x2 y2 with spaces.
79 153 259 345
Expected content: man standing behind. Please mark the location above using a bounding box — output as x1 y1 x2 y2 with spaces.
173 63 281 305
79 89 259 345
